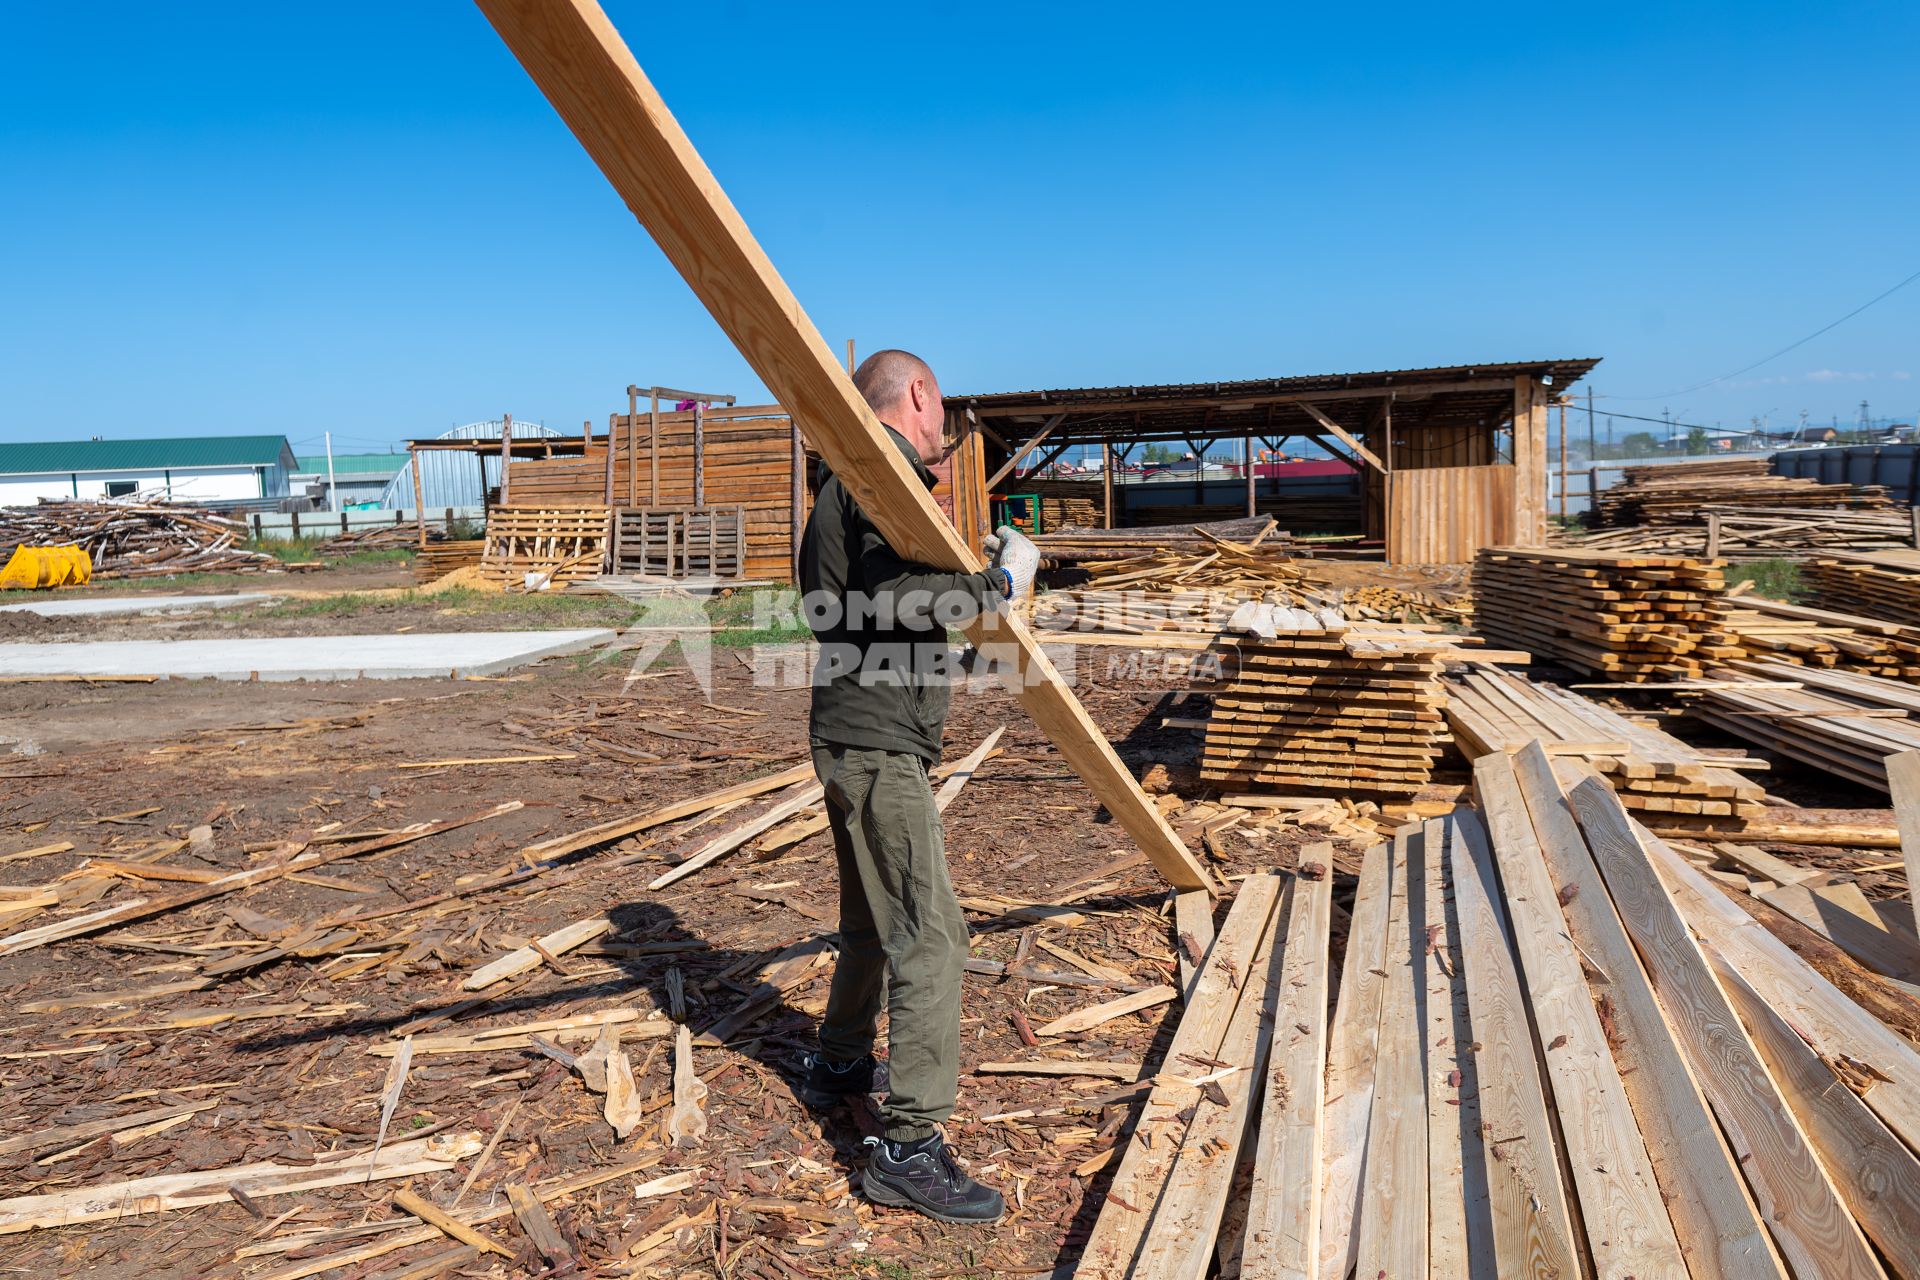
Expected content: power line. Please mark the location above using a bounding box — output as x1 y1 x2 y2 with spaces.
1616 264 1920 400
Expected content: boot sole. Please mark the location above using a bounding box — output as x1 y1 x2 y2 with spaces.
860 1169 1005 1225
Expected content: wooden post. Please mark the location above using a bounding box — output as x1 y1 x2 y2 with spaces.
474 0 1214 893
409 449 427 549
291 508 300 539
1910 504 1919 549
627 385 639 507
692 400 706 507
1511 376 1547 546
1243 433 1255 517
846 338 855 375
1706 513 1722 560
649 389 661 506
1589 466 1599 519
603 412 616 505
1102 440 1114 527
1558 400 1569 525
498 413 513 506
790 418 805 583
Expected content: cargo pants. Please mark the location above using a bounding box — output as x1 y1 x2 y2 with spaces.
810 739 968 1142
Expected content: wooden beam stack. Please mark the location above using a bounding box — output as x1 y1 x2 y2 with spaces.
1199 626 1449 798
1721 593 1920 679
1470 547 1738 680
1075 753 1920 1276
1560 505 1916 560
1596 457 1892 526
1804 550 1920 625
1689 658 1920 791
1445 664 1767 822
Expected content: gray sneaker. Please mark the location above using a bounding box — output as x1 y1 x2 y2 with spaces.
860 1133 1005 1224
796 1051 888 1109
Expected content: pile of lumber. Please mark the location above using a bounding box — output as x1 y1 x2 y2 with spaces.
411 540 486 583
317 524 441 556
1471 547 1737 680
1445 664 1767 822
1805 550 1920 624
1562 505 1916 560
1034 516 1285 562
476 506 610 590
1079 751 1920 1278
1689 658 1920 791
1198 621 1450 798
1015 479 1102 530
1721 592 1920 679
0 500 278 578
1596 456 1893 526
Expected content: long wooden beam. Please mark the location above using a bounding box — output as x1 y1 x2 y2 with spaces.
984 411 1067 490
1297 402 1387 473
473 0 1213 893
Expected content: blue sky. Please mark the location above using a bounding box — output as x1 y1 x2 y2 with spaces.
3 2 1915 458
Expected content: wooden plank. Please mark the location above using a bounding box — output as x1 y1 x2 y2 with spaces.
471 0 1214 895
1419 817 1471 1280
1885 748 1920 939
1565 772 1884 1280
505 1183 571 1265
1032 984 1177 1038
647 780 824 890
1511 744 1781 1279
1240 867 1332 1280
1632 821 1920 1152
1314 840 1390 1280
1353 824 1425 1280
1448 809 1580 1279
1297 402 1386 474
1473 753 1688 1280
1074 875 1282 1279
1173 889 1214 998
1758 879 1920 982
1714 952 1920 1280
462 916 611 991
1131 879 1291 1279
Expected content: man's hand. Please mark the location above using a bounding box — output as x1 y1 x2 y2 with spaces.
983 525 1040 603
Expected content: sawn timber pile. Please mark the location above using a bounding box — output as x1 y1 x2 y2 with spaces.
1721 592 1920 680
1596 456 1893 526
1560 505 1917 560
1076 749 1920 1278
1689 658 1920 791
1470 546 1737 680
1805 551 1920 625
0 500 278 578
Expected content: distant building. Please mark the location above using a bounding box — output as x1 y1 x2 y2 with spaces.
0 435 296 507
292 452 407 507
1787 425 1839 445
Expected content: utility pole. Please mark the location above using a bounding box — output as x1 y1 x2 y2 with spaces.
324 431 338 513
1586 387 1596 460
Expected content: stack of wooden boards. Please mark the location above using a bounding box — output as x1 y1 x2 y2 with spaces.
1565 505 1917 560
1034 516 1284 563
1806 550 1920 625
1596 456 1893 525
1721 593 1920 679
1689 658 1920 792
1076 746 1920 1279
410 540 486 583
1014 479 1102 530
476 506 610 589
1445 663 1768 822
1199 625 1449 798
0 500 278 578
1471 546 1738 680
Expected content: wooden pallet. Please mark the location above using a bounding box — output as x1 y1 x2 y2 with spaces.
611 506 745 579
477 505 610 588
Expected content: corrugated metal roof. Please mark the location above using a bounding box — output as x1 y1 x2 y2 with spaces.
951 358 1602 408
378 420 563 509
293 453 407 476
0 435 294 475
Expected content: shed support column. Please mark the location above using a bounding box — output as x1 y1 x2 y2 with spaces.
409 449 427 549
626 385 639 506
649 389 661 505
693 401 706 506
498 413 513 506
604 413 616 505
1512 376 1548 546
1102 440 1114 527
1244 433 1255 517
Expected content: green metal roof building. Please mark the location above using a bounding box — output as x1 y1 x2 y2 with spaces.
0 435 297 506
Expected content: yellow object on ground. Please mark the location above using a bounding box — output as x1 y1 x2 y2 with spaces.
0 545 92 590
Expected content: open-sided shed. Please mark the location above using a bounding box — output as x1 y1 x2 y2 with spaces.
946 358 1599 562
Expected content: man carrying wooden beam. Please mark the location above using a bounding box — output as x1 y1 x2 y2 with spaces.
794 348 1039 1225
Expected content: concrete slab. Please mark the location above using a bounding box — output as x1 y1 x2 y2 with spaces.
0 629 615 682
0 593 278 618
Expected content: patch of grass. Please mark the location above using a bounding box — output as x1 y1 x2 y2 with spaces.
1727 557 1803 601
246 587 644 628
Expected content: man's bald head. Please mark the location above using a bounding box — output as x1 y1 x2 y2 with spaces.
853 349 936 418
852 348 945 463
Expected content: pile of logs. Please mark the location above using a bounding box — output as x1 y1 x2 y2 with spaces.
0 500 278 579
1470 547 1738 681
1804 551 1920 625
317 524 443 556
1596 457 1892 526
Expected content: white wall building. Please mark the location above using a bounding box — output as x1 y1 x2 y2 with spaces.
0 435 296 507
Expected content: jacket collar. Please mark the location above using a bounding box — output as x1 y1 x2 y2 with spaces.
879 423 938 489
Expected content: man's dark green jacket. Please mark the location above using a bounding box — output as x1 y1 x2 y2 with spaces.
799 425 1003 761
